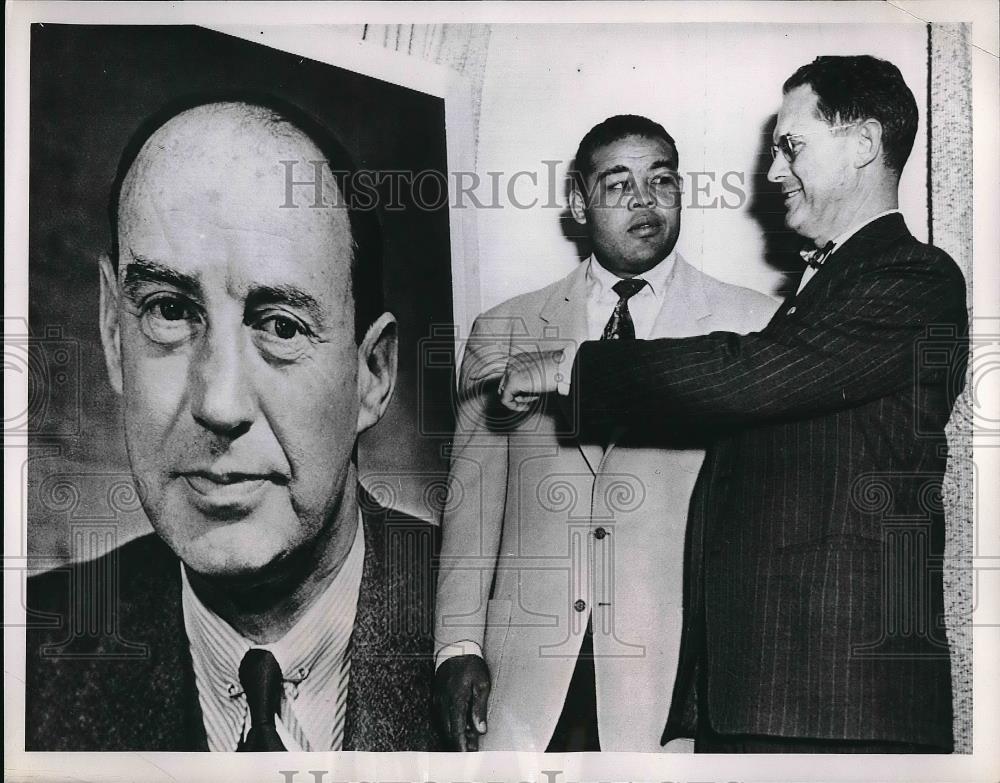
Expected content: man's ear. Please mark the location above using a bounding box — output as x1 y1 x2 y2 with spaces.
854 118 884 168
569 183 589 226
356 312 398 435
98 254 124 395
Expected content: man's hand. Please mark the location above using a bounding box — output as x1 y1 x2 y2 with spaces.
498 349 567 411
433 655 491 751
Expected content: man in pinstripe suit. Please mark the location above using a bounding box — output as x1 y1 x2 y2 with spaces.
498 56 967 752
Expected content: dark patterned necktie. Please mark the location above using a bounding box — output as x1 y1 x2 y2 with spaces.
800 241 836 269
236 648 287 752
601 278 649 341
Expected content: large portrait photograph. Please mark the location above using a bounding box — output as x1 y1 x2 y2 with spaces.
5 4 998 783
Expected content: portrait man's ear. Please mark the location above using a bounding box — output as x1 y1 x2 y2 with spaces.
356 312 398 434
855 118 884 169
98 254 124 395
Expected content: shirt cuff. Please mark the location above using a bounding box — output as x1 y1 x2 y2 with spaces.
434 640 484 670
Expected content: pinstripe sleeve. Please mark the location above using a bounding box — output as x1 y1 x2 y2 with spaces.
573 250 966 425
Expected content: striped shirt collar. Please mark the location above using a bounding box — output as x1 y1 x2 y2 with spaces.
181 512 365 751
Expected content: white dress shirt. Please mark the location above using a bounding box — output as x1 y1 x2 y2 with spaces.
181 515 365 751
585 251 676 340
796 209 902 295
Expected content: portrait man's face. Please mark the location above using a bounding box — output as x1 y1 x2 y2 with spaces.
768 85 860 243
98 105 395 581
570 134 682 276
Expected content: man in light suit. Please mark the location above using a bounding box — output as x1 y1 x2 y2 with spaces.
499 57 967 752
434 115 777 751
26 95 439 752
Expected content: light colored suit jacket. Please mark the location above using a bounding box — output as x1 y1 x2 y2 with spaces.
435 255 777 751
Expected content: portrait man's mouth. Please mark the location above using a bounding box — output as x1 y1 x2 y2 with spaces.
180 471 284 516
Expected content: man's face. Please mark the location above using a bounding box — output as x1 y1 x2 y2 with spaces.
571 134 682 277
102 108 377 581
767 85 859 245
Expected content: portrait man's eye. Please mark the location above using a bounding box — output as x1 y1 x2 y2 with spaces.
263 315 304 340
252 312 315 360
139 294 202 345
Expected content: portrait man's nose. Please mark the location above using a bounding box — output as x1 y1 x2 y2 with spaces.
190 329 258 438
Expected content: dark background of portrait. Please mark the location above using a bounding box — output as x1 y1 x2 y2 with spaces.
27 24 454 562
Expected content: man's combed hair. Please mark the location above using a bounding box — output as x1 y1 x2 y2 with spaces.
572 114 678 190
107 92 384 344
783 55 918 174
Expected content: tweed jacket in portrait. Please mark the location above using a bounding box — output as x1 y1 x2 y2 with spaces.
25 488 440 751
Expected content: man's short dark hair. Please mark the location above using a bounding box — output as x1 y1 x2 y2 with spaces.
783 55 918 175
107 92 384 343
572 114 678 191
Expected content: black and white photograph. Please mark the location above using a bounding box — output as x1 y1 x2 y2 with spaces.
5 3 998 782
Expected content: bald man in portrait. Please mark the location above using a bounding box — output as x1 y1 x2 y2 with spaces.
25 95 440 752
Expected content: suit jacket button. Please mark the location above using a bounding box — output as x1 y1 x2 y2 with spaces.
574 599 587 612
594 527 607 539
787 306 797 315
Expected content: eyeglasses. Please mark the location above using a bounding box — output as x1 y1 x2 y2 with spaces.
770 123 857 163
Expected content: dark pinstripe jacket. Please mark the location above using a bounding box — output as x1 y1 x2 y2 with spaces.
573 214 967 750
25 489 441 751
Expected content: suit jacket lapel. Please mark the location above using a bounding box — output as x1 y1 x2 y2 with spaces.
137 547 208 750
343 500 388 749
539 263 603 473
343 490 435 750
792 212 911 307
647 254 713 339
83 538 207 750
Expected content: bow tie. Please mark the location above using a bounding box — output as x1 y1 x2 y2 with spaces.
800 241 836 269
